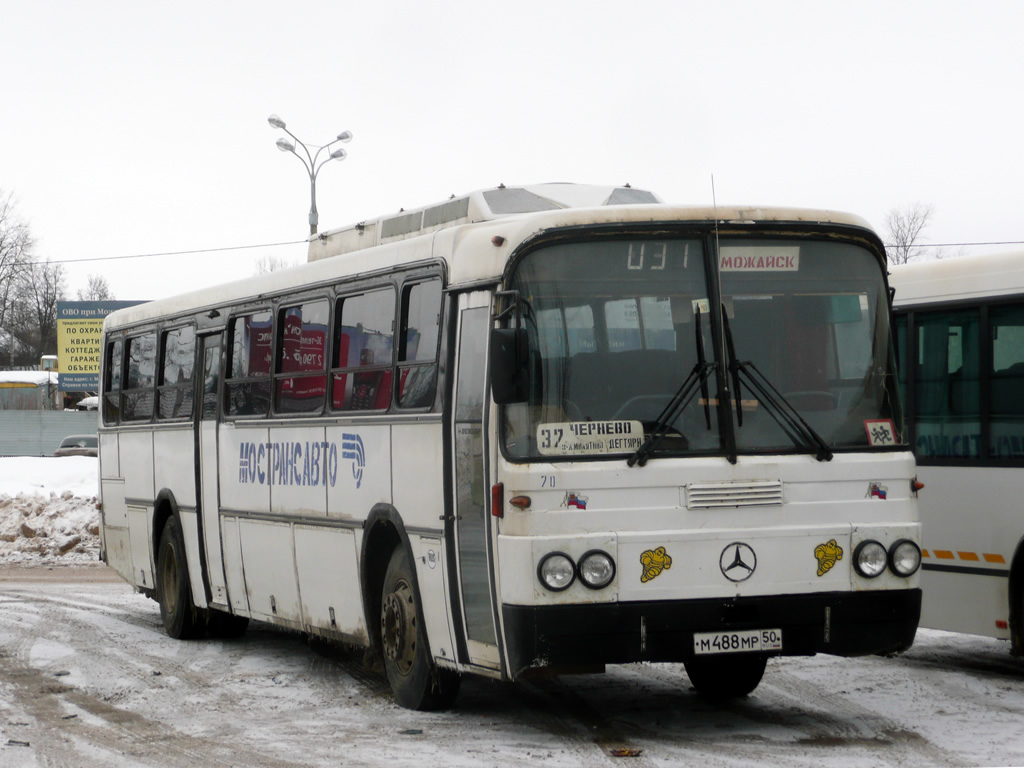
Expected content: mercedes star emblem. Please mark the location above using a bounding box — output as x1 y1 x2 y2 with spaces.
720 542 757 582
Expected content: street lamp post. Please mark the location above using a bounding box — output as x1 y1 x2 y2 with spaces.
268 114 353 236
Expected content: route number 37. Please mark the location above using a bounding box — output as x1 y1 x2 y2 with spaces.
627 242 667 271
539 427 564 450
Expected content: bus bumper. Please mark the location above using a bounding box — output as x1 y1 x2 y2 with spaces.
501 589 921 678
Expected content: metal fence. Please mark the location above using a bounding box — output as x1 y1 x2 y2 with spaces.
0 411 101 457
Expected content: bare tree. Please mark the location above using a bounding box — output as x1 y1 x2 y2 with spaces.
254 255 297 274
0 189 33 331
77 273 115 301
5 259 67 365
885 203 934 265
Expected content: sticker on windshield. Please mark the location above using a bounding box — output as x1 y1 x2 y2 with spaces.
864 419 897 446
720 245 799 272
537 421 643 456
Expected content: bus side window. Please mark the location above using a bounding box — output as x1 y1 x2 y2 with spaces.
123 332 157 422
914 308 980 458
103 338 123 424
990 302 1024 457
202 340 220 419
158 326 196 420
331 288 395 411
397 278 442 409
275 299 329 415
225 310 273 417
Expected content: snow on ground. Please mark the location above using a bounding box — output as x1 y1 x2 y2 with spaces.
3 458 1024 766
0 457 100 564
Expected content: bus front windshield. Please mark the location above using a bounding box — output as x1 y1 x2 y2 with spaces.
501 235 903 461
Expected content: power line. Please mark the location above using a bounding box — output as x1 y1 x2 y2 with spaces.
29 236 1024 267
885 240 1024 249
38 239 308 266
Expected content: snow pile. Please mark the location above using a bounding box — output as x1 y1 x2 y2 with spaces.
0 457 100 564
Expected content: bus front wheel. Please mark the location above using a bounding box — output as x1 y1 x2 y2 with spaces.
379 547 460 710
683 654 768 700
156 516 203 640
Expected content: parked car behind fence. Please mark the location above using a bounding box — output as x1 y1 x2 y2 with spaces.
55 434 98 457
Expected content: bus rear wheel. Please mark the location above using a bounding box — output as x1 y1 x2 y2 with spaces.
380 547 460 710
156 516 202 640
683 654 768 700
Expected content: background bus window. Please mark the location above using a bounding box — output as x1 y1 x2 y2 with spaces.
275 300 328 414
535 305 597 359
914 308 981 458
158 326 196 420
331 288 395 411
122 332 156 421
831 294 873 380
989 303 1024 458
103 338 123 424
605 298 642 351
604 297 677 353
397 279 441 409
894 314 907 396
226 310 273 417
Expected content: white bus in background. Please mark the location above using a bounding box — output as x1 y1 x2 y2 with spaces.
98 183 922 710
891 251 1024 653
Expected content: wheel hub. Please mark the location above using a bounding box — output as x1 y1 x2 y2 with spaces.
160 550 178 613
381 592 405 661
381 579 416 675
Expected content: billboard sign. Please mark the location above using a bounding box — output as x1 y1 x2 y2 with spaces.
57 301 145 391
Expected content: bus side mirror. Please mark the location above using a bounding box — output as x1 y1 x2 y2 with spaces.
490 328 529 404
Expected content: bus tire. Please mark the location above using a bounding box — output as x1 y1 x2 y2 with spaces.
380 547 460 710
155 516 202 640
683 654 768 700
1011 553 1024 657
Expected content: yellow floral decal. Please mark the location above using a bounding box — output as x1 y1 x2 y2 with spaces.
814 539 844 576
640 547 673 583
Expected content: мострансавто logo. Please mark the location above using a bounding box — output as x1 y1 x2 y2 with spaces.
341 433 365 489
237 434 366 489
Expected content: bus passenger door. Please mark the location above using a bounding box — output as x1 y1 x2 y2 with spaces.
198 334 229 606
451 291 501 669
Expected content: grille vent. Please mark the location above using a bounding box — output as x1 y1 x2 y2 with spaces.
687 481 783 509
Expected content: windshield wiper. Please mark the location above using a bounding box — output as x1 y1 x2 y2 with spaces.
628 308 715 468
722 311 834 462
723 311 744 428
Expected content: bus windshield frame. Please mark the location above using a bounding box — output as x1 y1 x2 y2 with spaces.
499 230 904 463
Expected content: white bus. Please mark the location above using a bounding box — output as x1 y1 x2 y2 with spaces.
99 183 922 710
891 251 1024 652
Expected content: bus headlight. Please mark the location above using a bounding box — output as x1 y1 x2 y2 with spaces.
538 552 576 592
853 540 888 579
888 539 922 577
578 550 616 590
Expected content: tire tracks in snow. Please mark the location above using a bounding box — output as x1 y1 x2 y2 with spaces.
0 587 309 767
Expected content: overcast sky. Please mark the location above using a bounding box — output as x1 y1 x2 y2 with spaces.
2 0 1023 302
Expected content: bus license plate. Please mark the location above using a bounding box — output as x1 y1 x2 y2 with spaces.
693 629 783 655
